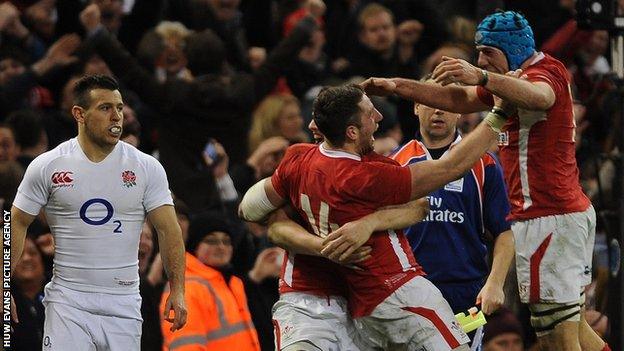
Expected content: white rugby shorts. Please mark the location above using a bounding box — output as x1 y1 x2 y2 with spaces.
272 292 370 351
354 276 470 350
42 282 142 351
513 205 596 304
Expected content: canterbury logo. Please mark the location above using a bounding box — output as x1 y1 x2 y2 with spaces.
51 171 74 184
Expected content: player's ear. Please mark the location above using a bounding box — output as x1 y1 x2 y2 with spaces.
71 106 85 123
345 125 359 141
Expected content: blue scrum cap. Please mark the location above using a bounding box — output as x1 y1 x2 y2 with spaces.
475 11 535 70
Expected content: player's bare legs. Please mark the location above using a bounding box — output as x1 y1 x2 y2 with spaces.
537 321 581 351
579 308 607 351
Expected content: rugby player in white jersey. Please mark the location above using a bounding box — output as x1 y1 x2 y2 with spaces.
10 75 187 350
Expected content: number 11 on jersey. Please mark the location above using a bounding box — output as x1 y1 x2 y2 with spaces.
300 193 339 238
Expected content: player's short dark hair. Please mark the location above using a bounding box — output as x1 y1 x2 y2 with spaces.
73 75 120 108
312 84 364 147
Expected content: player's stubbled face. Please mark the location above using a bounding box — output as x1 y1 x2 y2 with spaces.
476 45 509 74
83 89 124 148
356 94 382 154
416 103 459 140
195 231 233 268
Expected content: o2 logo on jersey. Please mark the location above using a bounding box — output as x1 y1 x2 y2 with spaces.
80 198 122 234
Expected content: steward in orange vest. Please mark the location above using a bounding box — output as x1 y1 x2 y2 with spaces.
160 213 260 350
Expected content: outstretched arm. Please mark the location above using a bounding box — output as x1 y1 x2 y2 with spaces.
361 77 488 114
147 205 187 332
408 121 499 199
431 56 555 110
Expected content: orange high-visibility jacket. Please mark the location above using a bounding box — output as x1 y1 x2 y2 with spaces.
160 253 260 351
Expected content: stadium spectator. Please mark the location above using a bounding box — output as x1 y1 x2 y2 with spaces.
337 3 419 80
248 94 308 153
0 160 24 211
482 307 525 351
0 123 19 163
362 10 610 351
10 75 187 350
10 235 48 351
0 34 80 117
161 211 260 350
135 21 192 83
6 109 48 169
243 246 283 351
80 4 319 214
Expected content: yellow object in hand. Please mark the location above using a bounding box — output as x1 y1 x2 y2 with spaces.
455 307 487 333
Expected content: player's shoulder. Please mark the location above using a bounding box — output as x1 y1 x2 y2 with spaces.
285 143 316 155
390 140 427 166
525 53 567 78
118 141 160 165
28 138 80 170
282 143 317 162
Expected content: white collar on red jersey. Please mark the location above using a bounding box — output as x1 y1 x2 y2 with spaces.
525 51 545 67
319 142 361 161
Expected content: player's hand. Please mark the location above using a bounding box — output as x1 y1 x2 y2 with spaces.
247 136 289 178
476 282 504 315
321 218 375 262
46 34 81 66
248 247 283 283
432 56 482 86
325 246 372 266
360 77 396 97
163 289 187 332
80 3 101 32
36 233 55 256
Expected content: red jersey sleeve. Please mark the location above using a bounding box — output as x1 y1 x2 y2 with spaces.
342 161 412 207
524 62 566 98
476 86 494 106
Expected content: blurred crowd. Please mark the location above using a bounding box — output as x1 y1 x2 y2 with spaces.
1 0 622 350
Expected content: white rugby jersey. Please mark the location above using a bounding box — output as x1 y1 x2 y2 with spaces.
14 138 173 294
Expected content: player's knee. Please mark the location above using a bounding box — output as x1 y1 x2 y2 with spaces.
529 301 581 336
281 341 324 351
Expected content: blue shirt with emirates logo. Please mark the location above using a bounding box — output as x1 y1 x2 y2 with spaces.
391 134 511 312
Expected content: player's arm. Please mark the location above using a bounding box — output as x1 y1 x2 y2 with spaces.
477 230 514 315
267 209 372 264
9 206 36 322
238 178 285 223
407 121 499 199
360 77 488 114
10 206 35 275
320 198 430 261
481 74 554 110
147 205 187 332
430 56 555 110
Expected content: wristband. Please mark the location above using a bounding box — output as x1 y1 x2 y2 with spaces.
491 106 508 119
484 111 507 133
478 69 489 86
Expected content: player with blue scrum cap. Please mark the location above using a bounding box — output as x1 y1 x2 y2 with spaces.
361 10 610 351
